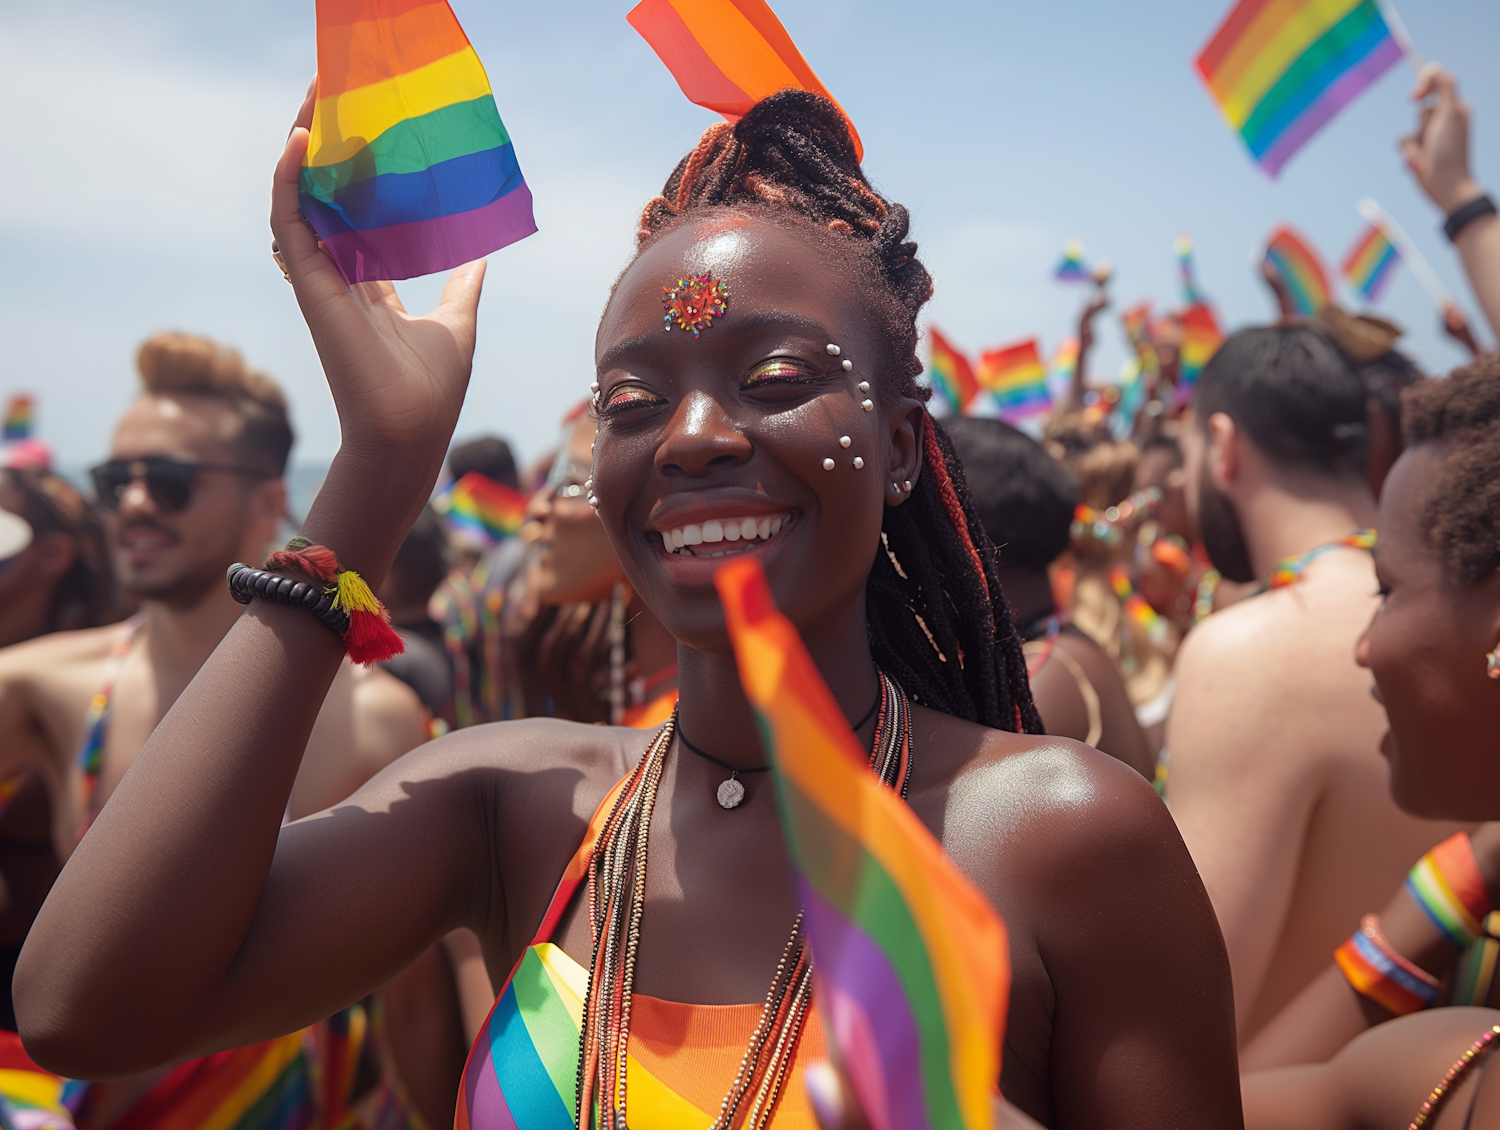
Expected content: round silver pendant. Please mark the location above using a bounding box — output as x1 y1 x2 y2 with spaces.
717 777 746 809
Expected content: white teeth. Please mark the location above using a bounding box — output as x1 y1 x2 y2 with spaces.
660 514 792 554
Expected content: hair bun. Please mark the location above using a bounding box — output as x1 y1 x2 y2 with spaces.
731 89 861 177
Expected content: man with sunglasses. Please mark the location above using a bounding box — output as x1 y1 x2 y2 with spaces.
0 333 434 1122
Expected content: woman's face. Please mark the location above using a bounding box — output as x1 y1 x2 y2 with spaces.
528 416 625 605
590 214 923 652
1357 443 1500 819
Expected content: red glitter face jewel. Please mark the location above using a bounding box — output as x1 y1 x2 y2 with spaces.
662 273 730 338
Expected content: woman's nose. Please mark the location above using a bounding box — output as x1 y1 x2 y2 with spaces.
655 390 752 477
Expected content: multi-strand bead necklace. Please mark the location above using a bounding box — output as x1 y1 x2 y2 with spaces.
574 670 913 1130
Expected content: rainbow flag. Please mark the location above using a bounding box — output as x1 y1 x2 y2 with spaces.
3 395 32 442
300 0 536 283
1264 225 1332 316
0 1031 85 1130
715 557 1008 1130
1195 0 1405 177
627 0 862 160
436 471 526 547
1342 220 1401 301
926 329 979 416
1175 232 1201 303
1054 238 1089 282
1177 302 1224 394
977 339 1051 423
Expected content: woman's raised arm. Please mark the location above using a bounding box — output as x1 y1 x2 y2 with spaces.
15 86 490 1078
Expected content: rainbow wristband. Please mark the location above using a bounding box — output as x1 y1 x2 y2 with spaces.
1407 833 1494 949
1451 912 1500 1007
1334 914 1441 1016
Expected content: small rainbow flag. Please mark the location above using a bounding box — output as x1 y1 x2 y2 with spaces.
300 0 537 283
1264 226 1332 316
436 471 526 547
716 557 1008 1130
1342 221 1401 302
3 395 32 442
1175 232 1201 303
1195 0 1405 177
977 339 1051 423
927 329 979 416
627 0 862 160
1054 238 1090 282
1177 302 1224 393
1121 302 1161 378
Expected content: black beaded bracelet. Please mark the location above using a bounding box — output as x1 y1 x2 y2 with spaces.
227 562 349 638
1444 193 1497 242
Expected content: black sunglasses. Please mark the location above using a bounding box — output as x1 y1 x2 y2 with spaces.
89 457 272 514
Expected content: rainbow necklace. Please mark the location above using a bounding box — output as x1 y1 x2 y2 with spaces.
1264 529 1377 591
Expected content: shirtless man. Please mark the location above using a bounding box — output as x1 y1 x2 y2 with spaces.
0 332 429 1123
1165 325 1466 1045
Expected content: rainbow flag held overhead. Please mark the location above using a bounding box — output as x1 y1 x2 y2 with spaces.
435 471 527 548
926 329 980 416
300 0 537 283
1054 239 1090 282
1175 232 1202 303
3 396 32 442
1264 226 1332 316
977 339 1051 423
628 0 862 160
1195 0 1406 177
1121 302 1161 379
1342 221 1401 302
1177 302 1224 398
715 557 1008 1130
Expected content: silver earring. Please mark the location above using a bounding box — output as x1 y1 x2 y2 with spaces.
826 343 841 356
904 480 912 492
853 457 864 469
822 458 835 471
891 481 902 494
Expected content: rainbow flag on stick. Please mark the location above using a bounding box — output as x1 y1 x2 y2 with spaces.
1195 0 1408 177
300 0 536 283
1264 226 1332 316
627 0 862 160
3 396 31 442
1341 222 1400 302
436 471 526 547
1054 239 1090 283
977 339 1051 424
1175 232 1202 303
1177 302 1224 400
1353 197 1450 309
926 329 979 417
716 557 1008 1130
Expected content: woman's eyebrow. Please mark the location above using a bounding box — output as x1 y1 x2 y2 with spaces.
597 311 833 372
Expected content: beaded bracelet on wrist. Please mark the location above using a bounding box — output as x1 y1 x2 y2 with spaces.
228 562 350 636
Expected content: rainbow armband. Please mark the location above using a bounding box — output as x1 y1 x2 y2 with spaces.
1407 832 1494 949
1334 914 1441 1016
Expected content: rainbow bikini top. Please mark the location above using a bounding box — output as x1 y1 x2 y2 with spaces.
457 778 825 1130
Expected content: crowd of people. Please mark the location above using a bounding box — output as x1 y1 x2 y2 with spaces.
0 58 1497 1130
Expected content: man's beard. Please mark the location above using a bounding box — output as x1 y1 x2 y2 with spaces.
1196 464 1256 584
117 518 234 609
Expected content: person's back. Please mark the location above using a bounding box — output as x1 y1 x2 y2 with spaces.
1166 325 1466 1042
946 417 1152 778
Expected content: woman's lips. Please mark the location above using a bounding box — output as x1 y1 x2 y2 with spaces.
659 512 790 556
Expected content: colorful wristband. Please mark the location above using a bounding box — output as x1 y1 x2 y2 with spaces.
1407 832 1494 949
1334 913 1441 1016
1451 912 1500 1007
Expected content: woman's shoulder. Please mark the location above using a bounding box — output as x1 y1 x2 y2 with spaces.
414 716 657 783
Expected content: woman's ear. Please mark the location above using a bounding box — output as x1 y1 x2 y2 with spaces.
883 401 925 508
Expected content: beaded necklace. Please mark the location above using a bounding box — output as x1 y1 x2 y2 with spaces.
1264 529 1377 591
1409 1024 1500 1129
575 670 912 1130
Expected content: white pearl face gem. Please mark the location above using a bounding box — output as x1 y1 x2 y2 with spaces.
839 436 851 448
826 344 841 355
858 381 870 393
862 399 874 412
842 359 853 371
853 457 864 469
822 457 835 471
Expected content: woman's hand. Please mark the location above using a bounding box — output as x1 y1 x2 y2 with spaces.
1400 65 1482 215
270 78 486 459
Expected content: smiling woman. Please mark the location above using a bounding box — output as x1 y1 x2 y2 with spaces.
14 89 1242 1129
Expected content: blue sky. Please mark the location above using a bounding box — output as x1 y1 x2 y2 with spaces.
3 0 1497 473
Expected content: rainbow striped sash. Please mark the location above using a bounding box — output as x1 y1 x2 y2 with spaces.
459 943 825 1130
101 1033 314 1130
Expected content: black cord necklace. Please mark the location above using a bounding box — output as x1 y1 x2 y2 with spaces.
678 692 880 809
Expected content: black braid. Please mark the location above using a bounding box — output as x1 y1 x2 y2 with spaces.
636 90 1041 734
